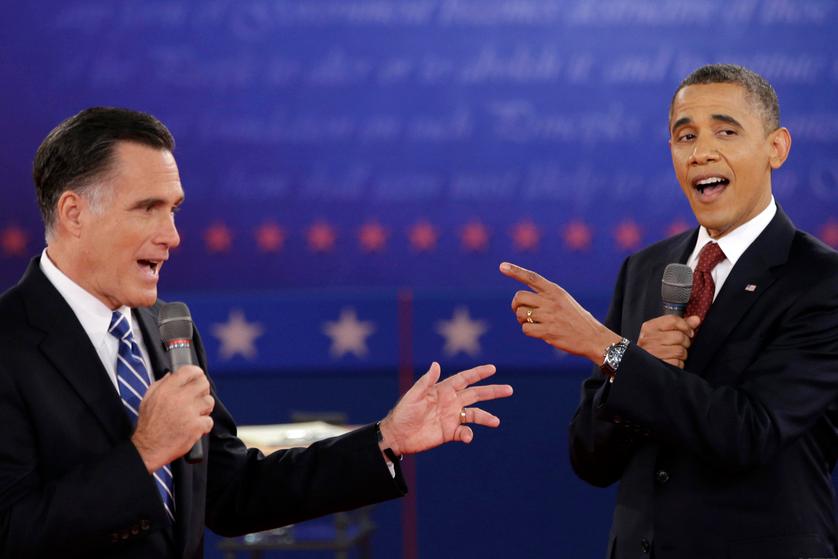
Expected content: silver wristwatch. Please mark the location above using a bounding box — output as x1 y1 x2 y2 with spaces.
600 338 630 381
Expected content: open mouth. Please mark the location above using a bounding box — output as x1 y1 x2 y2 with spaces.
137 259 161 276
692 176 730 199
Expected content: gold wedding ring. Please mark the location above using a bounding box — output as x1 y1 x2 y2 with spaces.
526 308 534 324
459 408 467 425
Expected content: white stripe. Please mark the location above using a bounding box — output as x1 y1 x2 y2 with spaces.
163 502 175 522
119 338 144 364
154 472 175 501
117 355 150 389
125 347 147 370
109 313 127 333
119 351 150 385
126 341 144 359
121 398 139 418
157 467 173 482
162 464 172 477
117 376 144 402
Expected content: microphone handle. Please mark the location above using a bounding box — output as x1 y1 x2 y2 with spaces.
661 302 686 317
167 344 204 464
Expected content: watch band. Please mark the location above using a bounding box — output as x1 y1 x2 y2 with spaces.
600 337 630 382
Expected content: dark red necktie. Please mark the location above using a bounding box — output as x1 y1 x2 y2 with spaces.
685 242 726 323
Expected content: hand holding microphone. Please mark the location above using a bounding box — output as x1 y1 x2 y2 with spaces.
131 303 213 473
158 302 208 463
637 264 700 368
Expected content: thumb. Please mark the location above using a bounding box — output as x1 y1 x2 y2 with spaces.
419 362 441 389
685 315 701 332
454 425 474 444
145 371 171 396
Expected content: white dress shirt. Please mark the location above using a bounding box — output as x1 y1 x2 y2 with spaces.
39 248 155 392
685 197 777 302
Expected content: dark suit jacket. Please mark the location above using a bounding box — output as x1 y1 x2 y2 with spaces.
570 208 838 559
0 257 406 558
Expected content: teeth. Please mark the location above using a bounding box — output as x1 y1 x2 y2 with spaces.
696 177 725 186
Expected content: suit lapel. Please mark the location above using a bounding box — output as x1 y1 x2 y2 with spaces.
686 207 796 374
22 259 192 551
19 258 132 444
134 305 170 381
135 304 196 550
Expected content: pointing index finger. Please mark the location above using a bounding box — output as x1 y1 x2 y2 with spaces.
499 262 550 293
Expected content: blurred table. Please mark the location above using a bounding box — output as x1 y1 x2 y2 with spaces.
217 421 375 559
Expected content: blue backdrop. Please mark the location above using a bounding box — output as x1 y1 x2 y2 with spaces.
2 1 837 558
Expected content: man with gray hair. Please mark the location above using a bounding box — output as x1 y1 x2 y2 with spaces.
0 107 513 558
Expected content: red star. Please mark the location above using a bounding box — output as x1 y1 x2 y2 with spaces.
820 219 838 249
666 219 692 237
510 220 540 251
614 220 643 251
307 221 336 252
204 223 233 253
1 224 28 256
358 221 388 253
460 220 489 252
562 220 592 251
255 222 286 253
408 220 438 252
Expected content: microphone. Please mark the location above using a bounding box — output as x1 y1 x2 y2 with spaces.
158 302 203 464
661 264 693 317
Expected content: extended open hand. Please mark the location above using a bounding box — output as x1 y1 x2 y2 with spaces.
378 362 513 456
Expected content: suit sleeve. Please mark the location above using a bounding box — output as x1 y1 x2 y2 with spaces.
569 258 645 487
593 266 838 472
189 328 407 537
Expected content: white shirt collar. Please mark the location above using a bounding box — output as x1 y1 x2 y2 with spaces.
39 248 133 343
688 196 777 269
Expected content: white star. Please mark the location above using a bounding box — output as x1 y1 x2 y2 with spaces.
436 306 489 357
211 309 264 360
322 308 376 358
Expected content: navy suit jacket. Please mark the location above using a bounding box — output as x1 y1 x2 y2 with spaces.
570 208 838 559
0 258 406 558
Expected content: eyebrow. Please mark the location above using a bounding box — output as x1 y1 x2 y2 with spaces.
710 113 743 128
128 196 184 210
670 113 744 134
671 117 692 133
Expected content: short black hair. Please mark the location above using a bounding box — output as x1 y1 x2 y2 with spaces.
33 107 175 231
670 64 780 132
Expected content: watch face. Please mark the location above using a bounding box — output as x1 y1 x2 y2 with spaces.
603 339 628 373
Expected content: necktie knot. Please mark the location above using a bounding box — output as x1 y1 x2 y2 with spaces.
696 242 726 273
108 311 132 341
685 241 727 326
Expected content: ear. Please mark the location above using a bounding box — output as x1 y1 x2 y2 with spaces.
767 127 792 170
54 191 85 238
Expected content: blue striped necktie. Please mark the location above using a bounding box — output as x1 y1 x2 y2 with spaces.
108 311 175 523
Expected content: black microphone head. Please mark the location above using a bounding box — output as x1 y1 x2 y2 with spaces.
158 302 194 341
661 263 693 306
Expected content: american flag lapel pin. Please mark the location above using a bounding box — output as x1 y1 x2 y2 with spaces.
744 284 757 292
